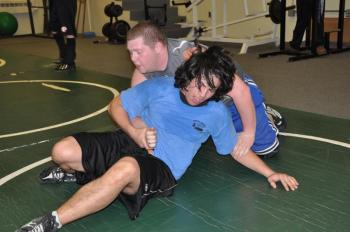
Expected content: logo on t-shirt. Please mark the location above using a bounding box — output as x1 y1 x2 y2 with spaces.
192 120 206 132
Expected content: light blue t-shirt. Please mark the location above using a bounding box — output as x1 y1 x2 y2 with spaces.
120 77 237 180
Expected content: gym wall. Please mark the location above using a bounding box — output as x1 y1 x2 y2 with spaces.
176 0 349 44
3 0 348 44
86 0 137 36
0 0 44 35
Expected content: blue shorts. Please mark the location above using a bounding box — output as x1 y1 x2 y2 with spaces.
225 75 279 155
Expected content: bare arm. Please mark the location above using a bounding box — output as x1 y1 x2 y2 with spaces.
131 69 147 87
131 117 147 129
108 96 156 150
232 150 299 191
228 75 256 157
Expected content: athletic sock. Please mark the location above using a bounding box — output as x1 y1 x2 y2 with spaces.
51 211 63 229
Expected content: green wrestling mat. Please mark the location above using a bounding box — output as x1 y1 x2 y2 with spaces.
0 50 349 231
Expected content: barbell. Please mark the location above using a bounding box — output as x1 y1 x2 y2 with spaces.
104 2 123 18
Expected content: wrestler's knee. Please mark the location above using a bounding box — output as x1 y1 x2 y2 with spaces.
51 136 81 164
105 157 140 192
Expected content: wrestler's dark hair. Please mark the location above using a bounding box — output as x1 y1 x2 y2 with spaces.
174 46 235 101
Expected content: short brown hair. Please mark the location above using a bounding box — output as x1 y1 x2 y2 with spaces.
127 21 167 48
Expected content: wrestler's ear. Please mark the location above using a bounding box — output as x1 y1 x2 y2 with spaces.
154 41 163 53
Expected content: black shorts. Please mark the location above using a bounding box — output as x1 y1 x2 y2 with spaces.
49 0 77 35
73 130 177 219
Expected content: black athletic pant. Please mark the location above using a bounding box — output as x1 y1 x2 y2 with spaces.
49 0 77 35
291 0 324 48
49 0 77 64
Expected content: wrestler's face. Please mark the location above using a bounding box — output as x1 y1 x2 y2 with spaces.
127 37 160 73
181 76 220 106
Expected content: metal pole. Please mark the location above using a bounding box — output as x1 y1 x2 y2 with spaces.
27 0 36 35
280 0 286 50
211 0 216 38
223 0 227 36
337 0 345 49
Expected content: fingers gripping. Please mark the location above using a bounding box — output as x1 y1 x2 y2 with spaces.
146 128 157 149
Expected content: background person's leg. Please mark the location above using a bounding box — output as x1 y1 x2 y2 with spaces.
55 0 77 71
290 0 313 48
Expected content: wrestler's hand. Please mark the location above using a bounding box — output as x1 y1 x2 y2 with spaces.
232 132 255 158
267 173 299 191
145 128 157 149
132 128 152 149
182 47 200 61
130 119 157 154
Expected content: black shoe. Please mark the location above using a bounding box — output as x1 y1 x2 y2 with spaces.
55 63 76 71
16 213 60 232
258 147 279 160
259 153 277 159
286 42 301 52
266 105 287 131
39 166 76 183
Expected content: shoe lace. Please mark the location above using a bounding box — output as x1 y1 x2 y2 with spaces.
266 106 281 119
29 223 45 232
53 168 66 179
22 221 45 232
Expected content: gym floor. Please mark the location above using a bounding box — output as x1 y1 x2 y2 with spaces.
0 38 349 231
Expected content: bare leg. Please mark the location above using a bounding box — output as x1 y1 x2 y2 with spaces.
56 156 140 225
51 136 84 172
